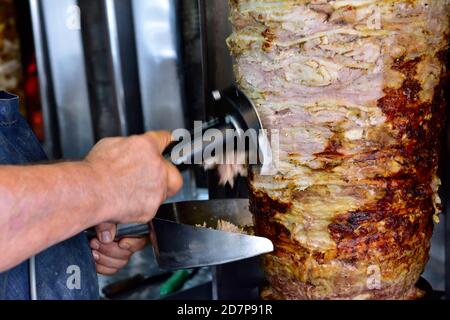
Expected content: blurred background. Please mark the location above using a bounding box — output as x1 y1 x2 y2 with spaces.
0 0 448 299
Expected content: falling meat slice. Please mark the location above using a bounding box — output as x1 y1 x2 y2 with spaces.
196 219 246 234
204 151 248 187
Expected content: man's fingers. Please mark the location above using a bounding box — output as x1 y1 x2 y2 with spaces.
91 240 131 260
95 223 117 244
90 237 147 260
144 131 173 153
92 250 128 269
144 130 183 198
165 161 184 198
118 237 149 253
96 264 119 276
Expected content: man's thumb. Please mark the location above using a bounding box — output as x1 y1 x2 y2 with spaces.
96 223 117 244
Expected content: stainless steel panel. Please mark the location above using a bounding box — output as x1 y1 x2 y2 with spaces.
105 0 144 136
132 0 186 131
201 0 234 92
39 0 94 159
104 0 127 136
29 0 60 159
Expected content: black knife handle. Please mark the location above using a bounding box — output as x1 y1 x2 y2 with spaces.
86 224 150 241
115 224 150 239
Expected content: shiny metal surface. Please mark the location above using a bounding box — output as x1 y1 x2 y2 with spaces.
163 86 262 169
104 0 128 136
152 218 272 270
153 199 273 270
29 0 60 158
37 0 94 159
157 199 253 226
110 199 273 270
131 0 186 131
78 0 144 140
200 0 234 91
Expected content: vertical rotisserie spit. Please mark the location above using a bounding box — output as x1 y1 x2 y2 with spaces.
228 0 449 299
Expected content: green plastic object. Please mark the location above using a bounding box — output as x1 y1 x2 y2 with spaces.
159 269 191 296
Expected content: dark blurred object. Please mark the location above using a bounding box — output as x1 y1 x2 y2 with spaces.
24 55 44 141
417 277 445 300
103 273 212 301
102 273 171 299
212 257 264 300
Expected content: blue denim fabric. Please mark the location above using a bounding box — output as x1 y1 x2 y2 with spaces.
0 91 99 300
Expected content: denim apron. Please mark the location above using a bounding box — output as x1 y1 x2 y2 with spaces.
0 91 99 300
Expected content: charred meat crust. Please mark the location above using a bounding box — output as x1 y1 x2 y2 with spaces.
250 184 432 300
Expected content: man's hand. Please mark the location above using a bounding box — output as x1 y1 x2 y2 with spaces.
85 131 182 275
90 223 148 275
85 131 183 224
0 131 183 273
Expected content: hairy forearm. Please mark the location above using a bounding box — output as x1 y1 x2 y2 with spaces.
0 162 111 272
